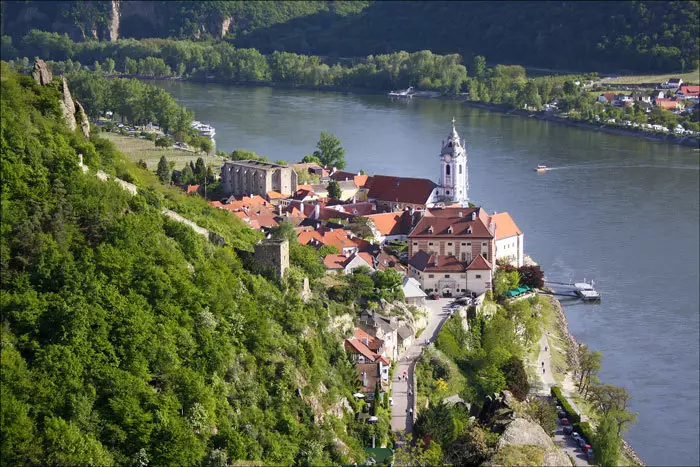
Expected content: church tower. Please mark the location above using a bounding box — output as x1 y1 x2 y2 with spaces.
438 118 468 205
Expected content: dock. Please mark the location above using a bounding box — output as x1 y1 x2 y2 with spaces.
543 279 602 302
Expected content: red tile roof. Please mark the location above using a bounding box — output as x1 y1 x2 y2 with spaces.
489 212 522 239
408 251 467 272
298 227 369 252
655 98 680 110
323 252 373 270
678 85 700 96
353 328 384 351
409 211 493 238
366 175 437 205
365 212 403 235
466 254 493 271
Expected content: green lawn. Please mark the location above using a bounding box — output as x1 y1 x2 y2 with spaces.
606 70 699 85
101 132 224 171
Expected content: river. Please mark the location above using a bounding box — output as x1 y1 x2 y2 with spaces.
156 81 700 466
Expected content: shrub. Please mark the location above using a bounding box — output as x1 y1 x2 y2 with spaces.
574 421 596 450
501 356 529 400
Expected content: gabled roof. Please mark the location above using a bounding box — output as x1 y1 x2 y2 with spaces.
365 212 403 236
466 254 493 271
366 175 437 205
409 209 493 238
375 249 407 274
297 226 370 252
402 277 427 298
331 171 371 187
678 85 700 96
353 328 384 351
323 252 373 270
489 212 522 239
344 338 376 361
408 251 467 272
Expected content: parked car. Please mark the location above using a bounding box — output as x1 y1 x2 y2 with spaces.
563 425 573 435
560 418 569 426
571 432 581 443
587 449 595 461
577 437 587 448
430 293 440 300
557 410 567 419
583 444 592 453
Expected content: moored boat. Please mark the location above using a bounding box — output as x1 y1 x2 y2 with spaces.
535 164 549 171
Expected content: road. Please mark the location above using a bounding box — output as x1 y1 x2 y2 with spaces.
391 297 456 436
539 331 591 466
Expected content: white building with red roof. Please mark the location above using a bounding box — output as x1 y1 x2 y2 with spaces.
489 212 524 267
406 206 496 297
344 328 390 397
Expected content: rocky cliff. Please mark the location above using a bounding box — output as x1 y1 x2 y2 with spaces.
32 59 90 138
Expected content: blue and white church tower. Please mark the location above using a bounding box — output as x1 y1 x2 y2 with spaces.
438 118 469 206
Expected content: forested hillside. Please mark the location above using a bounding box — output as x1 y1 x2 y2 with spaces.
1 0 697 73
0 63 370 465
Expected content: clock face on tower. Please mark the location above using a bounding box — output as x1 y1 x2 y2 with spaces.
444 155 452 163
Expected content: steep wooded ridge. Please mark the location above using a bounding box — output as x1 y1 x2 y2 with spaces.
0 63 368 465
1 0 697 73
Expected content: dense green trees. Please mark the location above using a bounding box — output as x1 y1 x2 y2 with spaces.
3 1 697 72
0 63 366 465
327 180 341 199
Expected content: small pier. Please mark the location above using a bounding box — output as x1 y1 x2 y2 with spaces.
543 279 602 302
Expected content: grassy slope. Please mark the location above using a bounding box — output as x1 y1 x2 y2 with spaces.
607 70 700 85
101 133 224 171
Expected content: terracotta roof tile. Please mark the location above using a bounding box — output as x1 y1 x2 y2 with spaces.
489 212 522 239
365 212 403 235
408 251 466 272
367 175 437 205
466 254 493 271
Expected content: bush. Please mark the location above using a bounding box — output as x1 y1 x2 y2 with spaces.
574 421 596 450
550 386 581 424
501 356 529 400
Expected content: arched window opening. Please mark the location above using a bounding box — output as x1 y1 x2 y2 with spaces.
459 165 462 174
446 165 451 175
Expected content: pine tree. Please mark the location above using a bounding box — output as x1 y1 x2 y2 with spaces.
156 155 171 184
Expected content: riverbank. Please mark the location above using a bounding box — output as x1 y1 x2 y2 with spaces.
542 295 646 466
133 75 700 148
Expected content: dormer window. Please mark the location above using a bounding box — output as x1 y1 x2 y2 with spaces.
447 226 454 234
471 212 477 220
467 227 472 234
428 226 434 233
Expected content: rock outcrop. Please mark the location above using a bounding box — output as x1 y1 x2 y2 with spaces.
59 77 77 132
109 0 121 41
75 100 91 138
32 59 52 86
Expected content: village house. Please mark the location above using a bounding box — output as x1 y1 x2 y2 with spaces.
331 171 371 201
661 78 683 89
373 248 408 275
597 92 616 104
676 85 700 101
363 210 422 244
406 207 496 297
631 92 652 104
296 225 370 255
358 311 399 362
324 251 375 274
220 159 298 198
402 276 427 308
344 328 390 398
290 162 331 182
654 97 682 111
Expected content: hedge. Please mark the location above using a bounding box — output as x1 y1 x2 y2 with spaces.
550 386 581 424
574 421 597 450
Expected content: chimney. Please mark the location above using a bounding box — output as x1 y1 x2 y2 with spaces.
249 193 253 199
489 221 495 235
278 204 283 215
434 254 439 267
314 203 320 220
330 228 333 232
316 222 321 230
458 211 463 217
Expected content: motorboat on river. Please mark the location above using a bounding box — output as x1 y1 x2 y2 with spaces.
535 164 549 172
388 86 415 98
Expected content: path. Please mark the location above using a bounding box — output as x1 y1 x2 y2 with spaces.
391 298 455 436
539 330 591 466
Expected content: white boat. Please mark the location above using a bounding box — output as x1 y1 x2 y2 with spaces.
388 86 415 98
535 164 549 172
574 281 601 301
191 121 216 138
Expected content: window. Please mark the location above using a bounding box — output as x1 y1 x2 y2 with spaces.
447 242 453 246
445 274 450 278
428 242 434 246
413 242 418 246
459 165 463 174
446 190 450 195
467 243 471 246
483 253 488 260
482 242 487 246
446 165 451 175
476 274 482 279
461 242 466 246
429 274 434 278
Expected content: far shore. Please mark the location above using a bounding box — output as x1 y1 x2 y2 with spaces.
143 75 699 149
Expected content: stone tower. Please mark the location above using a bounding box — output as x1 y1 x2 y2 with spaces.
438 118 468 206
254 238 289 279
